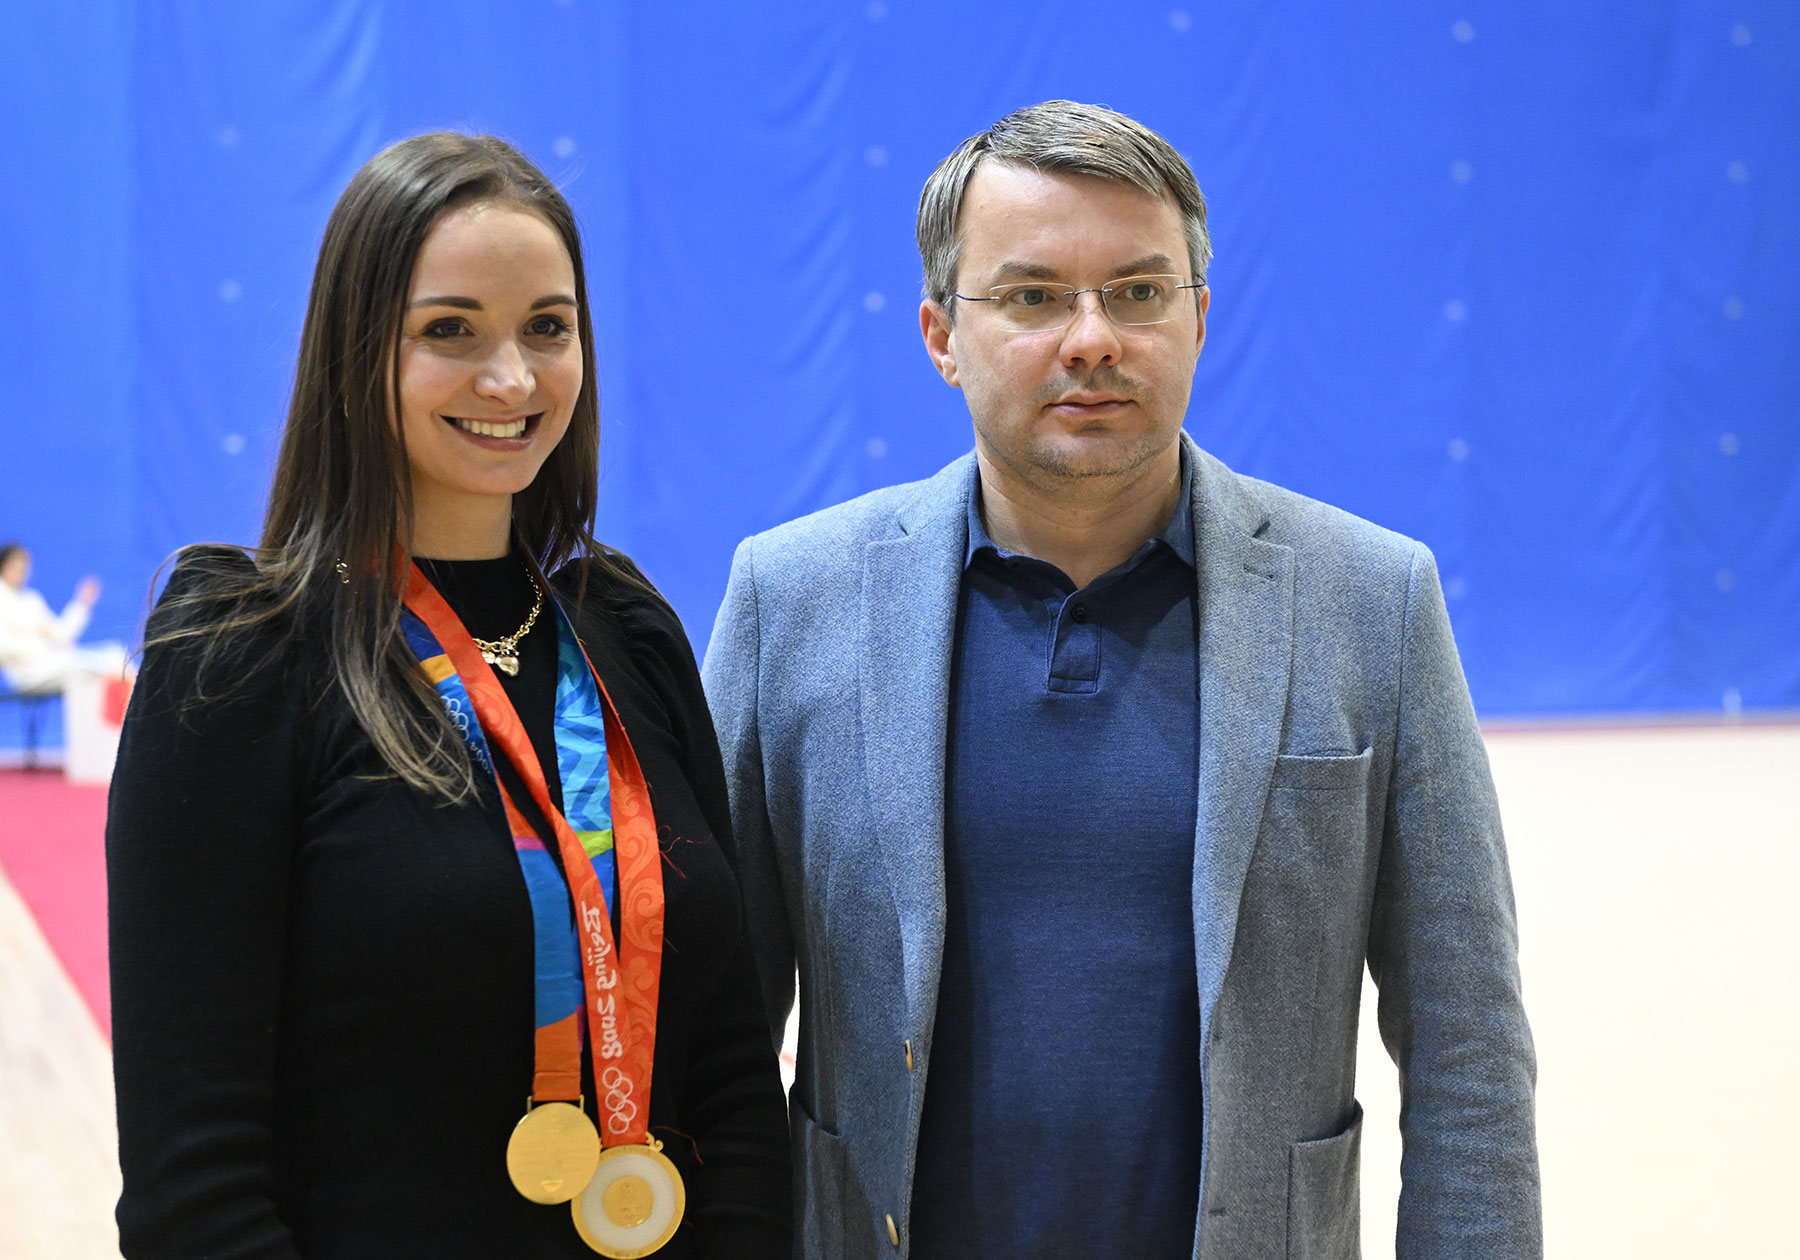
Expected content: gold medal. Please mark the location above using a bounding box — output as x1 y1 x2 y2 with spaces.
570 1139 686 1258
506 1100 601 1205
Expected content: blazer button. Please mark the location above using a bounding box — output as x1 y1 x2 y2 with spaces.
885 1213 900 1248
904 1039 915 1072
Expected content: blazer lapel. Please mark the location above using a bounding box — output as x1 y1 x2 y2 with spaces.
1184 440 1297 1054
859 457 974 1025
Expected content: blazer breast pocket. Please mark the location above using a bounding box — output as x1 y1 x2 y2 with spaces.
1287 1101 1363 1259
1264 747 1375 883
1270 747 1373 793
1230 748 1377 1055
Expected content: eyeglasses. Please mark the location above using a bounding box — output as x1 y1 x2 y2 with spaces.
952 273 1205 333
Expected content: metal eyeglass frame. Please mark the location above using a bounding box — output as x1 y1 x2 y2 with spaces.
950 273 1208 330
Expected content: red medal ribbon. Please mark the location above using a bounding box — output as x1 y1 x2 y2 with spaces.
403 563 664 1146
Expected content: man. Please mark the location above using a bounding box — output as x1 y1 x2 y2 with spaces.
703 101 1540 1259
0 541 116 692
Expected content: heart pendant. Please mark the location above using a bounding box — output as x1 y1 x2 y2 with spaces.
483 650 521 677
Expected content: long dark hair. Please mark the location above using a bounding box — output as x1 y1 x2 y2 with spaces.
150 132 634 800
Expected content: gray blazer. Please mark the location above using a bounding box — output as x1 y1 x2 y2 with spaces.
701 436 1541 1259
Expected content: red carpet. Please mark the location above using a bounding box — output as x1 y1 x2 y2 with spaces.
0 769 111 1038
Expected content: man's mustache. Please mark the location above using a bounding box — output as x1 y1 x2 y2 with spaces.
1033 368 1148 406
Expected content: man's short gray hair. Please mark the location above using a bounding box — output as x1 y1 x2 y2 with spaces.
916 100 1212 311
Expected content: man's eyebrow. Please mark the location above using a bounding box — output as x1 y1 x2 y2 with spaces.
408 293 579 311
988 261 1063 283
983 254 1184 284
1111 254 1180 278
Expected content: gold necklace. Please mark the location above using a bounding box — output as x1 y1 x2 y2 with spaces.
472 572 543 677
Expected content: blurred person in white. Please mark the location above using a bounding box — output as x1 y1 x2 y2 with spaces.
0 540 128 692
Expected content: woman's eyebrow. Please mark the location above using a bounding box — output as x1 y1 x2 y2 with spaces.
409 294 481 310
407 294 577 310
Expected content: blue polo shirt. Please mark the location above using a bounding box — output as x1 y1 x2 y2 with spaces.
909 457 1204 1259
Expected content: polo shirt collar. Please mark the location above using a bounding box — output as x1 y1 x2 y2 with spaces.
965 443 1195 570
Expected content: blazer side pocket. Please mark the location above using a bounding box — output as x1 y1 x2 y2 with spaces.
791 1094 872 1260
1287 1100 1363 1260
1271 747 1373 792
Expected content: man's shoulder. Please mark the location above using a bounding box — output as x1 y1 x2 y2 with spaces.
737 454 973 574
0 582 51 614
1193 445 1425 579
748 482 917 551
1252 475 1419 563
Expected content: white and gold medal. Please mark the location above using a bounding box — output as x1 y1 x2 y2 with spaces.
570 1139 686 1258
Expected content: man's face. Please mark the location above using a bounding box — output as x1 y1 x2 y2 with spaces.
0 549 29 588
921 163 1208 489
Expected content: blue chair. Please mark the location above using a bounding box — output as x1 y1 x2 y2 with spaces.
0 677 57 770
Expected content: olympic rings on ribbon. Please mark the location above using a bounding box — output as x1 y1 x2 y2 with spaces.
602 1065 637 1132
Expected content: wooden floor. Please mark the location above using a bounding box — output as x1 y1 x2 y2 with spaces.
4 724 1797 1257
0 866 120 1260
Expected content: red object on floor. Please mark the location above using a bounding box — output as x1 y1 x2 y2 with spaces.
103 676 131 727
0 769 112 1038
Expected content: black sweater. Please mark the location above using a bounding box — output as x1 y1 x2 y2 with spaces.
106 551 790 1259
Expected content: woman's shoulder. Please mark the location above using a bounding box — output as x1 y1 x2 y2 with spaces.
551 551 708 717
154 544 265 605
142 545 310 699
551 551 688 656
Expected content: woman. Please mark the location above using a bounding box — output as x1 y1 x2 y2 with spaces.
107 133 790 1259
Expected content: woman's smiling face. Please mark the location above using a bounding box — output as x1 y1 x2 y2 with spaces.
396 200 582 556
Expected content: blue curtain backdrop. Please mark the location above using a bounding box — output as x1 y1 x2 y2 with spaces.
4 1 1795 720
